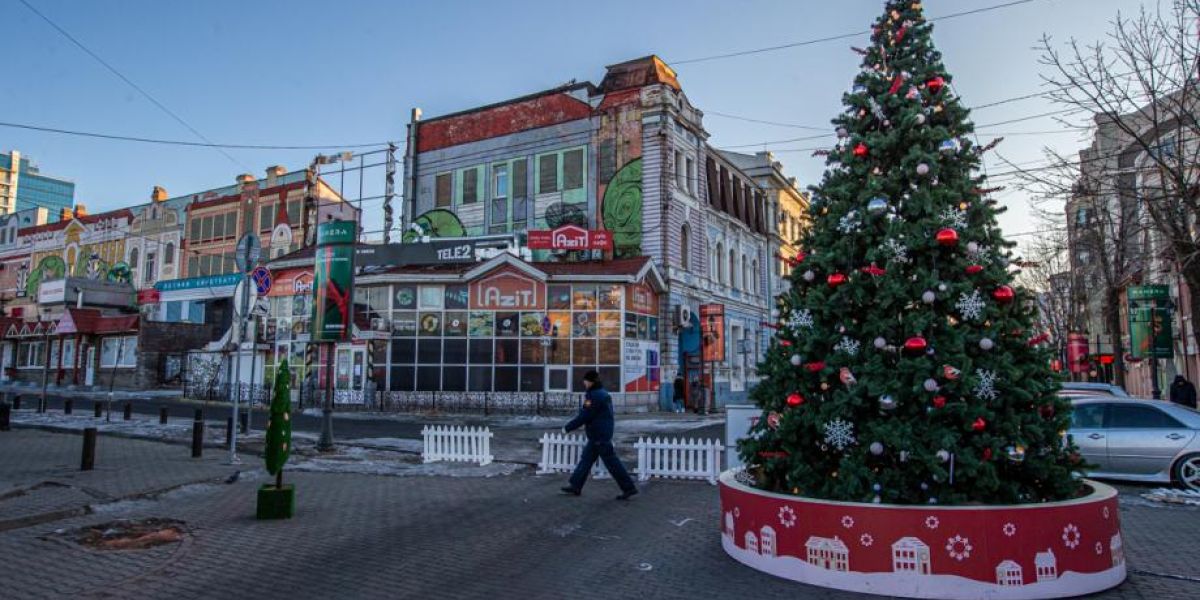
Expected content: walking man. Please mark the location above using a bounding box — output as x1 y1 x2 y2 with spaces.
672 375 686 413
561 370 638 500
1170 374 1197 409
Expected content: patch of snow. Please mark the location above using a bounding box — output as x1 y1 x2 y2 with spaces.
345 438 423 452
289 447 523 478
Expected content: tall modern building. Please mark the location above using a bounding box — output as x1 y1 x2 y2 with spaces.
0 151 76 220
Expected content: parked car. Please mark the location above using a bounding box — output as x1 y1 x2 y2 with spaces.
1060 382 1130 398
1068 397 1200 491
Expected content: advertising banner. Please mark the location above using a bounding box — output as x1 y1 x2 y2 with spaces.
1128 285 1174 359
311 221 357 342
1066 333 1090 373
700 303 725 362
526 225 613 250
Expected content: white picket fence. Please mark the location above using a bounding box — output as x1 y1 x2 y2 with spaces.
635 437 723 485
537 432 609 478
537 433 722 485
422 425 493 466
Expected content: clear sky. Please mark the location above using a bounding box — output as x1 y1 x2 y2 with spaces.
1 0 1139 248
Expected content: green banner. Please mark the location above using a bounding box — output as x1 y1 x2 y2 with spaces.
312 221 356 342
1128 284 1170 302
1128 286 1175 359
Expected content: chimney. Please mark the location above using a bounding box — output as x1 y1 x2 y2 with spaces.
73 203 88 218
59 207 72 221
265 165 286 188
236 173 255 186
151 186 168 202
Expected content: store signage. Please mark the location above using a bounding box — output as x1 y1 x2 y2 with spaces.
1128 284 1169 302
627 283 656 315
155 273 241 292
527 225 613 250
312 221 356 342
136 289 161 304
469 268 544 310
38 278 66 304
700 303 725 363
355 239 497 267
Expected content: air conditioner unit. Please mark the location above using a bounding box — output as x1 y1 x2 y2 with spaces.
675 305 693 328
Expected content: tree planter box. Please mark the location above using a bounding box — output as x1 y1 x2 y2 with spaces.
719 470 1124 599
256 484 295 520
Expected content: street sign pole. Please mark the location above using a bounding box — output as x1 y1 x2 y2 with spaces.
228 234 261 466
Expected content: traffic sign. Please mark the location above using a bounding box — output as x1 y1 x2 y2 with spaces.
250 266 273 295
235 234 262 273
232 278 259 318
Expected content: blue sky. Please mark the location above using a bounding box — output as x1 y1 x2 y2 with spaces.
1 0 1138 245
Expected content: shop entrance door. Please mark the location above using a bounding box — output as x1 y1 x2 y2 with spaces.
335 346 366 395
85 347 96 386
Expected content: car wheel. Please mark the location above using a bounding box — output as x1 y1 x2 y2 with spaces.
1173 453 1200 492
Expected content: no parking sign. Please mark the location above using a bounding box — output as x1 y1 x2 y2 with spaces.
251 266 273 295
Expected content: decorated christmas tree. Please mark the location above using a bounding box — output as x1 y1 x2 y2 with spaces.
265 359 293 489
739 0 1082 505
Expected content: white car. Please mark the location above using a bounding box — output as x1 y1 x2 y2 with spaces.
1069 397 1200 491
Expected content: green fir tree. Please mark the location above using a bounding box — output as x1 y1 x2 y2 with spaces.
738 0 1083 505
265 359 293 489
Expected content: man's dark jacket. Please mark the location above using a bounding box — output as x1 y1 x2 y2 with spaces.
565 383 615 442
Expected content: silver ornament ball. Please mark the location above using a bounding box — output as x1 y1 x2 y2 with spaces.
879 395 898 410
803 270 815 282
979 337 995 351
916 163 930 176
867 197 888 215
924 378 940 392
790 354 803 366
936 449 950 462
870 442 884 455
922 290 936 304
873 337 887 349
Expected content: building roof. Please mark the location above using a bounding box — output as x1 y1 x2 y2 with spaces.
57 308 139 335
805 536 848 552
892 537 929 549
599 55 681 93
997 560 1022 570
19 208 134 236
1035 549 1057 566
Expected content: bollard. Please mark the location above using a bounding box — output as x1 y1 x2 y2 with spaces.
94 401 103 418
81 428 97 471
194 408 203 421
12 396 20 411
123 401 132 421
64 399 73 415
0 401 9 431
239 412 248 435
191 416 204 458
226 417 234 446
160 406 168 425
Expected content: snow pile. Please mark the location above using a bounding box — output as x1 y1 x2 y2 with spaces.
1140 488 1200 506
290 446 523 478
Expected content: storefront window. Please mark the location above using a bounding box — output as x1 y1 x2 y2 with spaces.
418 285 443 310
495 312 519 336
468 312 493 337
572 285 597 310
599 285 623 310
548 285 571 310
394 285 417 311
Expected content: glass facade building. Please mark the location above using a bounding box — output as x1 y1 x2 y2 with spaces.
0 152 75 220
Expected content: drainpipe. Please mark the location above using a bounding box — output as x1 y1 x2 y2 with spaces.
404 108 422 235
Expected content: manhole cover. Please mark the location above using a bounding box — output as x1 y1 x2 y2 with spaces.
66 518 188 551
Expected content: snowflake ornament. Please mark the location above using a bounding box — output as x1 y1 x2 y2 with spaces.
1095 542 1104 555
860 533 874 547
1062 524 1081 549
841 516 855 529
882 238 910 263
834 337 861 357
778 506 797 528
823 419 857 450
946 535 973 561
956 290 985 321
788 309 814 331
1002 523 1017 537
939 206 968 230
838 210 862 234
974 369 998 401
925 516 940 530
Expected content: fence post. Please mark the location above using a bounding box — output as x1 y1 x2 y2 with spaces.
122 401 132 421
226 417 234 447
239 412 248 434
160 406 168 425
12 396 20 410
191 413 204 458
64 398 73 415
0 400 9 431
80 427 97 471
93 401 102 418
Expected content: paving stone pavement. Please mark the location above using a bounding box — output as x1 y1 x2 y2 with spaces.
1 430 1198 600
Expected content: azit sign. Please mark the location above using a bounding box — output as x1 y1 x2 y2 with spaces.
469 267 545 310
527 225 613 251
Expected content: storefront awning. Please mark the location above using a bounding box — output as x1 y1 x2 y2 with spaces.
56 308 139 335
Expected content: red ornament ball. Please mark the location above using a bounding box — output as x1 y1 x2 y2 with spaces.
805 360 827 373
982 447 993 461
827 273 847 288
1039 404 1056 419
903 336 928 355
853 143 869 157
965 264 984 275
932 395 947 409
935 228 959 247
993 285 1015 304
786 393 805 407
927 76 946 94
972 417 987 432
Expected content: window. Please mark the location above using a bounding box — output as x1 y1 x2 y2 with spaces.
224 213 237 239
164 242 175 265
1108 404 1184 429
129 247 139 281
563 149 584 190
491 163 509 234
752 259 759 295
200 217 213 242
715 242 724 284
742 255 749 293
675 150 685 190
729 249 737 290
144 252 156 285
680 224 690 271
287 200 301 225
187 256 199 277
1071 404 1106 429
17 341 45 368
686 157 696 194
259 203 275 232
538 153 558 194
100 336 138 368
1075 207 1088 226
190 217 200 242
461 167 480 204
435 173 453 207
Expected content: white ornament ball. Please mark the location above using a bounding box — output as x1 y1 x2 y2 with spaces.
915 113 927 125
873 337 887 349
879 395 898 410
916 163 930 176
979 337 995 351
870 442 884 455
921 290 935 304
924 378 940 392
936 450 950 462
937 283 947 292
967 241 980 255
803 270 815 282
790 354 803 366
873 483 882 492
836 127 849 138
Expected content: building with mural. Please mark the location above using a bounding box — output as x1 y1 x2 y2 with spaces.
402 55 787 408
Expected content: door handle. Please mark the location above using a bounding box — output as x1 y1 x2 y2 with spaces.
1167 433 1186 440
1088 433 1104 440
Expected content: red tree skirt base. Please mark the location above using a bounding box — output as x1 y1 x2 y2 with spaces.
719 470 1126 599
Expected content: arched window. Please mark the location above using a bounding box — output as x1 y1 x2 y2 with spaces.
680 225 690 271
129 247 139 280
729 248 737 290
164 242 175 265
752 259 759 295
715 242 724 284
742 255 748 293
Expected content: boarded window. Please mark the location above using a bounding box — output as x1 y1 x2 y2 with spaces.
706 158 719 207
462 167 479 204
513 159 528 199
598 139 616 183
563 149 584 190
538 154 558 194
435 173 453 207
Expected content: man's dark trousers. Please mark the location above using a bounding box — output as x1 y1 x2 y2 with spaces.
569 440 636 492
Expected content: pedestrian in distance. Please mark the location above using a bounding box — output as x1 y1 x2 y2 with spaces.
1169 374 1197 409
560 370 639 500
672 375 686 413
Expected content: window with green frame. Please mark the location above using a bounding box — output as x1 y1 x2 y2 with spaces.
456 166 483 205
489 158 530 234
535 147 587 201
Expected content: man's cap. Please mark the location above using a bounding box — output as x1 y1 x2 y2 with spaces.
583 370 600 383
